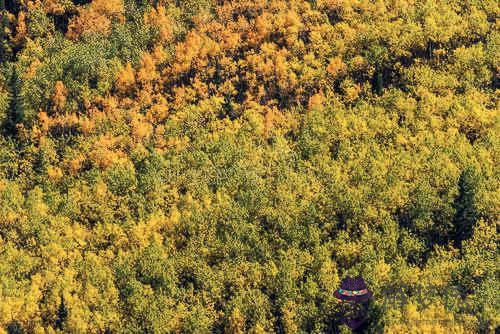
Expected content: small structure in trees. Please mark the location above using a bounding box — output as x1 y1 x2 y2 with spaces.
334 276 373 330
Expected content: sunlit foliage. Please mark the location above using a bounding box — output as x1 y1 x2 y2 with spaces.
0 0 498 332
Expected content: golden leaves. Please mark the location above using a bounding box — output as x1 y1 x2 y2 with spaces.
11 11 27 46
66 0 124 40
47 166 63 182
386 301 467 333
226 308 245 334
38 111 50 133
151 45 167 64
116 63 135 93
137 53 159 84
0 2 497 333
326 57 347 78
307 93 325 111
281 301 298 334
43 0 66 15
67 155 86 176
145 5 174 43
130 114 153 142
146 99 169 123
88 135 127 170
340 79 361 103
23 58 41 80
79 117 95 136
51 81 67 112
172 31 204 74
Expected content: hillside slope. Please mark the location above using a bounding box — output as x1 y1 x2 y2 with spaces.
0 0 498 333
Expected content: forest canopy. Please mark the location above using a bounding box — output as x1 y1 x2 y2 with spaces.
0 0 498 333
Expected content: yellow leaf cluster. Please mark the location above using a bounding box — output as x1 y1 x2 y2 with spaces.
116 63 135 93
51 81 67 112
327 57 347 78
145 5 174 43
12 11 27 46
47 166 63 182
66 0 124 40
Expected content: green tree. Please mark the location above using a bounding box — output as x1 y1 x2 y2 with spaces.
452 167 480 248
6 321 24 334
55 294 68 330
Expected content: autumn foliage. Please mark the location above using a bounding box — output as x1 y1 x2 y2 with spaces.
0 0 498 333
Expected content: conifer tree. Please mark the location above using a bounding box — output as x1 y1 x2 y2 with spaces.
55 294 68 330
3 67 22 135
6 321 24 334
373 72 383 96
453 167 480 248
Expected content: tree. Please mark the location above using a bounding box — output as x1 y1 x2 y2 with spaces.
66 0 125 40
0 4 12 61
373 71 383 96
2 67 23 135
6 321 24 334
452 167 480 248
55 294 68 330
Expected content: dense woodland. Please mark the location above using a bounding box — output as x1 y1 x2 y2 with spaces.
0 0 498 333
